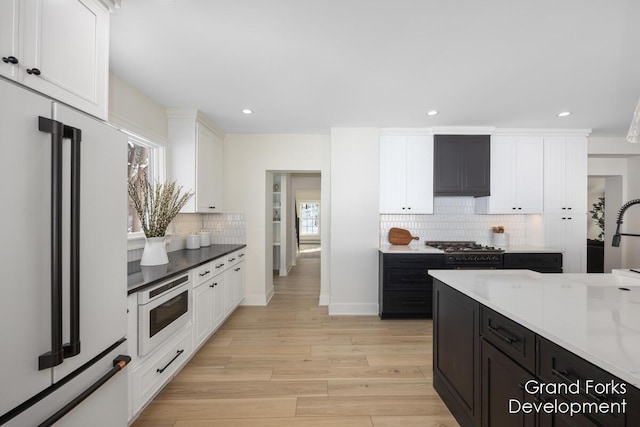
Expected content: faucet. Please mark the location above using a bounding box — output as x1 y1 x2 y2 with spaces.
611 199 640 247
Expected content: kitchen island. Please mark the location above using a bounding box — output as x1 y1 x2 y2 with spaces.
429 269 640 427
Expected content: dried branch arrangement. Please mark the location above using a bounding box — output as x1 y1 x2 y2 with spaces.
128 172 194 238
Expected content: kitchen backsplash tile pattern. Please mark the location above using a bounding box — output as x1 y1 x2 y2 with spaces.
127 213 246 262
380 197 527 247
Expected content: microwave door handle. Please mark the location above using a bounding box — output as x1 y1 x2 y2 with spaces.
37 117 65 370
63 124 82 358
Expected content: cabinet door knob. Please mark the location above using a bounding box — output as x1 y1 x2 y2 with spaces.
26 67 41 75
2 56 18 64
518 207 522 210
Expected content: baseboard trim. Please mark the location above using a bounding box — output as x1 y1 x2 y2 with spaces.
328 303 378 316
318 294 330 306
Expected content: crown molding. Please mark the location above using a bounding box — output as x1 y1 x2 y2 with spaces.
379 126 592 137
493 128 592 137
166 108 226 139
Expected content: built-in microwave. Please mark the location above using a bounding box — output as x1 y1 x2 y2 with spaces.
137 274 192 356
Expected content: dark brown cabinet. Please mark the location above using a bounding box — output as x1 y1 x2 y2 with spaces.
433 279 481 426
378 253 442 318
434 135 491 197
503 253 563 273
481 339 537 427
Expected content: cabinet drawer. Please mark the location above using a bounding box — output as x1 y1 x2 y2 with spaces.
212 257 228 274
385 268 433 290
383 253 443 268
503 253 562 273
193 262 214 286
537 337 627 427
481 306 536 374
131 325 193 416
382 290 432 317
225 249 245 268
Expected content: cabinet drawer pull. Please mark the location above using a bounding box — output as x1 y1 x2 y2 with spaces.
234 267 241 272
551 368 606 402
238 253 245 257
156 349 185 374
216 263 225 268
26 67 41 75
487 324 517 344
228 257 236 262
2 56 19 64
199 270 211 277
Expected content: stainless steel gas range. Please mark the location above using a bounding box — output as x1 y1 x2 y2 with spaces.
425 241 504 269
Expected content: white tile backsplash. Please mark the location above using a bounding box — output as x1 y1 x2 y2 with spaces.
128 212 246 262
380 197 527 246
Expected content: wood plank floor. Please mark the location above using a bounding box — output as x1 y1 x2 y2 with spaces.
132 245 459 426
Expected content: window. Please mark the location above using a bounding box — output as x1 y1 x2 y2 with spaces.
299 202 320 236
127 134 163 236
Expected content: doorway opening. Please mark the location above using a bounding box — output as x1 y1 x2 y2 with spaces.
267 171 322 300
587 175 623 272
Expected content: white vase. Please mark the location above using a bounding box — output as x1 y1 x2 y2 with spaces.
140 236 169 266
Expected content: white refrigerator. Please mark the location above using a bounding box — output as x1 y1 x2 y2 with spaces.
0 77 129 426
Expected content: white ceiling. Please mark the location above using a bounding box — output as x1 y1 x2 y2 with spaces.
109 0 640 136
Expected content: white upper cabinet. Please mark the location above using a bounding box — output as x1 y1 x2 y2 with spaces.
379 135 434 214
543 137 587 214
0 0 20 80
1 0 110 119
168 109 224 213
475 136 543 214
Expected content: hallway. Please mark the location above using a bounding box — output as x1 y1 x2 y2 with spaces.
132 244 457 426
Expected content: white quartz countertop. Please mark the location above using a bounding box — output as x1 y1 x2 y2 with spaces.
429 269 640 387
379 244 443 254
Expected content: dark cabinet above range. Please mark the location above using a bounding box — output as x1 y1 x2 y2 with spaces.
434 135 490 197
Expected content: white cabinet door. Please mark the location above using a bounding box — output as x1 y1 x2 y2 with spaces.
564 138 588 213
379 135 433 214
233 261 246 306
479 136 518 213
212 134 224 212
0 0 20 80
475 136 543 214
544 137 587 214
211 276 226 330
196 123 216 212
379 136 405 213
21 0 109 119
515 137 543 213
168 111 224 214
544 213 586 273
405 136 434 214
193 282 212 347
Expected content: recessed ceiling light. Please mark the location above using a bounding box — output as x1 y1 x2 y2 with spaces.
242 109 253 114
427 110 439 116
557 111 571 117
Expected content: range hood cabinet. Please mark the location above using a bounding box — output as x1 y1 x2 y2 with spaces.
434 135 490 197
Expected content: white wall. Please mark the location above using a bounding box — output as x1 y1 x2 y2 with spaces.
589 137 640 157
625 156 640 268
223 134 331 306
108 72 168 142
330 128 380 315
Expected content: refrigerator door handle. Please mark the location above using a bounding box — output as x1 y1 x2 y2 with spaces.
37 118 83 369
37 355 131 427
37 116 65 370
63 124 82 359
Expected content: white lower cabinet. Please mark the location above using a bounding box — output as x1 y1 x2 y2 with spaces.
544 213 587 273
193 270 226 349
128 248 246 423
130 324 193 418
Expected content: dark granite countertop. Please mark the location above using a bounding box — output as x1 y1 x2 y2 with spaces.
127 244 246 294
